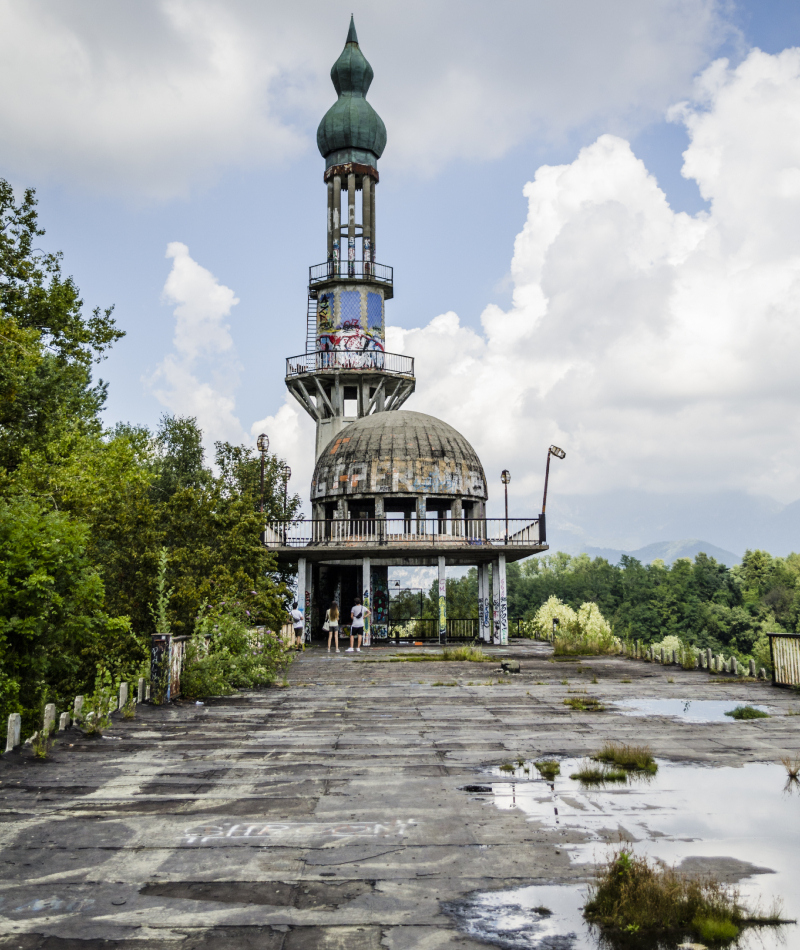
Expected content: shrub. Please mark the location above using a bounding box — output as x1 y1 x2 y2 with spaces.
82 665 119 736
536 598 619 656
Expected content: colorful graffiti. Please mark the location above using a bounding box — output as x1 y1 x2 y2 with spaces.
317 294 334 334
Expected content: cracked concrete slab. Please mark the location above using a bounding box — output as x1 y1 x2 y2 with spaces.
1 641 797 947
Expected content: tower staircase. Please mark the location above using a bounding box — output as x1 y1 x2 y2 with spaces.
306 292 318 356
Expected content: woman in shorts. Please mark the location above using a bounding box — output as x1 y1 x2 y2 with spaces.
325 601 340 652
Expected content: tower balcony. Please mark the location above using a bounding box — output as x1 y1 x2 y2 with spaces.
309 260 393 298
286 348 414 379
263 517 546 565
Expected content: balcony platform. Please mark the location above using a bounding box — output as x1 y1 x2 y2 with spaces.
264 518 547 565
309 260 393 299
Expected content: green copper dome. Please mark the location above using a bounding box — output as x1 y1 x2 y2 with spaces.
317 17 387 169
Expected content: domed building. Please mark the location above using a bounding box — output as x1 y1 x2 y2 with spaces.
267 19 546 644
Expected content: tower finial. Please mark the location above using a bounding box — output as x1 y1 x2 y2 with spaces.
346 14 358 45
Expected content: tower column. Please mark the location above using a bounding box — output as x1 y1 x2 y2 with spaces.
347 172 356 276
492 559 501 644
327 180 335 262
494 555 508 645
370 177 376 259
438 555 447 644
299 557 311 643
362 174 372 270
332 174 342 266
362 556 371 646
478 563 491 642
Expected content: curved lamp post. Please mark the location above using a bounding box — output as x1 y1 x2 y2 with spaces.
501 470 511 542
540 445 566 545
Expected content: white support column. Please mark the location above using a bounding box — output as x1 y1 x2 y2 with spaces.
362 556 371 646
492 559 501 644
303 558 312 643
298 556 308 642
479 563 491 642
498 553 508 646
438 555 447 644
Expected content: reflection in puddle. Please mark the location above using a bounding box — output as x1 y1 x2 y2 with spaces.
614 699 771 722
443 883 593 949
476 761 797 950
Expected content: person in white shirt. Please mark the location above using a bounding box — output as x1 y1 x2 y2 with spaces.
290 601 304 651
346 598 370 652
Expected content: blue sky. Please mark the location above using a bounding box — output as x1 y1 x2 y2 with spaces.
4 0 800 551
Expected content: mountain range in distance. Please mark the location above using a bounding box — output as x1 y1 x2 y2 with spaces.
578 539 741 567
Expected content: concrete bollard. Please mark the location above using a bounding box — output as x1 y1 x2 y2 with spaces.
145 684 151 701
759 667 768 680
119 682 128 710
694 654 700 669
137 677 145 703
58 712 70 731
731 657 738 675
43 704 56 735
74 696 84 722
706 648 713 670
5 713 21 752
749 658 756 677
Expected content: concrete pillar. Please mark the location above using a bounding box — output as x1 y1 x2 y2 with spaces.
497 554 508 645
74 695 84 722
332 174 342 265
43 703 56 735
137 677 146 703
438 555 446 645
362 175 371 265
416 496 427 534
5 713 21 752
706 648 712 669
347 172 356 275
749 658 756 677
327 178 335 260
492 560 501 645
370 178 376 258
478 563 491 643
362 556 371 646
119 682 129 711
145 684 151 701
58 712 70 731
759 667 768 680
301 557 312 643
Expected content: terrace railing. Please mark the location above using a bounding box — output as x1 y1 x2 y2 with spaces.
286 349 414 378
263 517 542 549
309 260 393 286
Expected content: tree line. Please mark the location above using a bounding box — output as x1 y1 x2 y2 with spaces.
0 180 298 733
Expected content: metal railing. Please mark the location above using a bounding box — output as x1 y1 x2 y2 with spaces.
263 517 542 548
309 260 393 285
286 349 414 378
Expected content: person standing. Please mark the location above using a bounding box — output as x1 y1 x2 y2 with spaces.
290 601 304 651
325 601 340 652
346 598 370 653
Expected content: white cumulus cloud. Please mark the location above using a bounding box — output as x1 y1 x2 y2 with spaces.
148 242 246 450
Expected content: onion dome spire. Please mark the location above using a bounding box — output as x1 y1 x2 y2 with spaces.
316 16 387 169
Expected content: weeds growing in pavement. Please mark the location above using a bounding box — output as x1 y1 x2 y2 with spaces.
725 705 770 720
500 763 515 773
781 754 800 780
534 760 560 780
570 760 627 784
563 696 606 711
592 743 658 774
584 847 790 945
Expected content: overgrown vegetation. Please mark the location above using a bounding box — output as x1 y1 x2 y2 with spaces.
725 705 770 720
570 761 627 784
584 848 788 945
534 760 560 779
0 179 297 738
592 743 658 774
564 696 606 711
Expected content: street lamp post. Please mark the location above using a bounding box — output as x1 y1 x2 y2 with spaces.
540 445 566 544
256 434 269 543
501 470 510 542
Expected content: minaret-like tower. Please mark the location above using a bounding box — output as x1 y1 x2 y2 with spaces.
285 17 415 458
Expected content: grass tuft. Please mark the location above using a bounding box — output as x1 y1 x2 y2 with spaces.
570 760 627 784
592 742 658 774
534 760 560 780
499 763 515 773
781 754 800 780
725 705 769 720
564 696 606 712
584 847 790 944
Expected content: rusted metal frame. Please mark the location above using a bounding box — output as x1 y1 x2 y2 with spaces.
324 162 378 185
290 379 321 420
311 376 334 416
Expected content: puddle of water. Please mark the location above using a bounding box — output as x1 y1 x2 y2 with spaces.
614 699 772 722
443 883 593 949
479 761 798 950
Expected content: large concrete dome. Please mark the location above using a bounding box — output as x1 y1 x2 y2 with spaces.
311 411 488 504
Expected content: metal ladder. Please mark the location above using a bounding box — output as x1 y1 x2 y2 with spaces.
305 293 317 356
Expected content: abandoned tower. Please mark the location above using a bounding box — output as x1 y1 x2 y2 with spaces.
266 18 546 644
